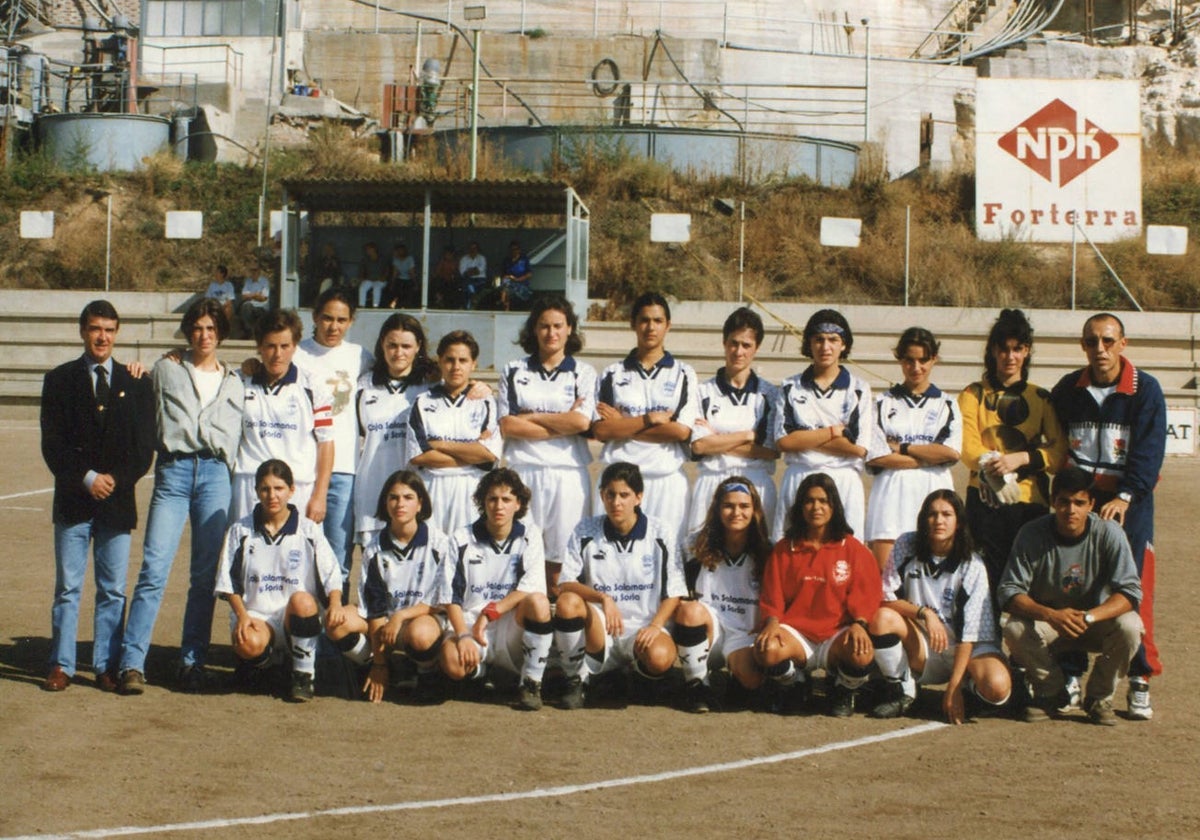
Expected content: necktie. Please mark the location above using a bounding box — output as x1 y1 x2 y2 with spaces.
95 365 111 412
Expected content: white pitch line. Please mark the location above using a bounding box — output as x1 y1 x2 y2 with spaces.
0 505 42 511
0 487 52 501
5 722 946 840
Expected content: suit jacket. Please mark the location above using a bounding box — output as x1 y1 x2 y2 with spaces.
41 356 155 530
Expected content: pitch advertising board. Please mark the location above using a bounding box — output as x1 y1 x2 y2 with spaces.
975 79 1141 243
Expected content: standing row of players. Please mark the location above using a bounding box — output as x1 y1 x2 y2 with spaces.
45 292 1163 723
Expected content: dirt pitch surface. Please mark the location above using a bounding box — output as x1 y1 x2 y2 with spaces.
2 405 1199 839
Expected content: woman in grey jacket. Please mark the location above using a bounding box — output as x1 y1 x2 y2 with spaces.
117 298 245 694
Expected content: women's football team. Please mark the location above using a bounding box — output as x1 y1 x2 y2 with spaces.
199 292 1060 720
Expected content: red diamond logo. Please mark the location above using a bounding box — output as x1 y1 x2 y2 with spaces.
997 99 1119 188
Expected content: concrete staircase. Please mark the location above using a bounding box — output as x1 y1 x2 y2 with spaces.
3 293 1197 408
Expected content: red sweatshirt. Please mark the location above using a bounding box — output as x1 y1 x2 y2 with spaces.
759 537 882 642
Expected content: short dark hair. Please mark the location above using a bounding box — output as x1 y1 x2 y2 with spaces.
437 329 480 360
630 291 670 325
783 472 852 541
79 299 120 329
1083 312 1125 338
181 298 230 342
802 309 853 359
1051 465 1094 501
599 461 644 495
255 458 294 488
215 264 229 279
472 468 532 519
518 296 583 356
893 326 939 361
314 287 357 319
255 308 303 345
375 469 433 523
984 308 1034 382
722 306 764 345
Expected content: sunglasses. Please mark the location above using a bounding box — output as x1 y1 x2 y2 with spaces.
1083 336 1118 349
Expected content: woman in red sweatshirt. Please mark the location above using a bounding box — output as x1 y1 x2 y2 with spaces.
754 471 882 716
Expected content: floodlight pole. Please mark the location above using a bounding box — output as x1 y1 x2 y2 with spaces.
904 204 910 306
258 0 283 246
470 28 481 181
1071 214 1077 310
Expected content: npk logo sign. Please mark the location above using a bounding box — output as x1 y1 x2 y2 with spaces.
976 79 1140 243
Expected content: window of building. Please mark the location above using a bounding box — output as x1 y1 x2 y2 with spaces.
143 0 282 37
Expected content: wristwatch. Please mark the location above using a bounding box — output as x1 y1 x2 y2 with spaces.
1083 612 1095 625
1117 492 1133 503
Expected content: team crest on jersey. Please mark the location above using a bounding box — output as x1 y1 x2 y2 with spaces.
1112 438 1127 459
833 559 850 584
1061 563 1084 595
641 552 656 574
287 549 303 570
662 379 678 396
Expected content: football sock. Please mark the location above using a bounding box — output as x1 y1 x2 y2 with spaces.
672 623 710 683
553 614 587 679
521 618 554 683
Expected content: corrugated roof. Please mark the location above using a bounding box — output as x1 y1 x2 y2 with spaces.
281 176 573 215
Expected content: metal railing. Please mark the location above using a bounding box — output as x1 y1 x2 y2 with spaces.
311 0 1001 62
140 41 244 88
429 75 866 140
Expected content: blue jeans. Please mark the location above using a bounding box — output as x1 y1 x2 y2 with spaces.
324 472 355 592
121 455 231 672
51 520 132 675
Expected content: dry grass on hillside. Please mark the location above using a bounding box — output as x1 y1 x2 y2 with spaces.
0 130 1198 315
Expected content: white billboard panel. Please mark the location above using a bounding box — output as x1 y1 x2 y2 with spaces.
165 210 203 239
1166 407 1195 456
20 211 54 239
650 213 691 243
1146 224 1188 255
819 217 862 248
975 79 1140 243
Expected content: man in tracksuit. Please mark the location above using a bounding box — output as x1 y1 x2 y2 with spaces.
1050 312 1164 721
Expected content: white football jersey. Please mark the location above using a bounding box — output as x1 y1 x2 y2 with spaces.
215 505 343 617
594 351 699 477
449 518 547 624
353 373 431 536
771 366 874 472
235 364 334 484
692 369 780 475
869 383 962 470
561 512 687 629
498 355 596 469
405 384 502 476
294 338 373 474
358 522 454 620
692 550 761 636
881 531 997 645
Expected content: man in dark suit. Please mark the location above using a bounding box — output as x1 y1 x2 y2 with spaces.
40 300 154 692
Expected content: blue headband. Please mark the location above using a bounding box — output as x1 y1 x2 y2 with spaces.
812 322 846 336
723 482 752 496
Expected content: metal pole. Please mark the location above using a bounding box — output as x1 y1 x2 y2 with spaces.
1071 214 1077 309
374 0 379 33
904 204 910 306
470 28 481 180
737 200 745 302
593 0 598 38
105 194 112 292
447 0 453 33
422 188 432 309
520 0 525 35
257 0 282 247
722 2 728 47
862 18 871 143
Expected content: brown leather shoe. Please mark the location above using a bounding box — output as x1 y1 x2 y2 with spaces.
96 670 120 692
119 669 146 696
43 666 70 692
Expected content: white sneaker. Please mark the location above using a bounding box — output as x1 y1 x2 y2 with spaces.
1059 675 1082 712
1127 678 1153 721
